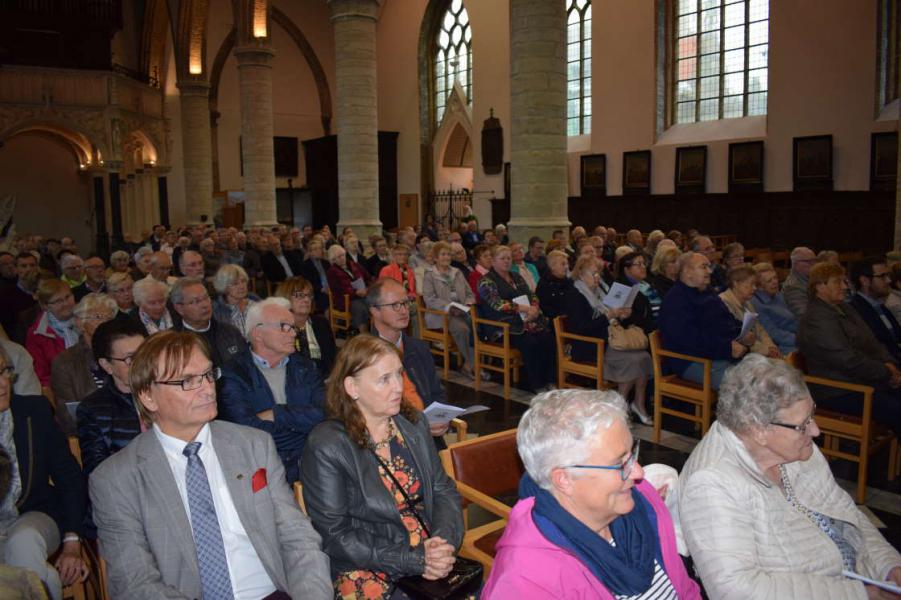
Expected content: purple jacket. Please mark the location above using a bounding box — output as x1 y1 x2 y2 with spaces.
482 480 701 600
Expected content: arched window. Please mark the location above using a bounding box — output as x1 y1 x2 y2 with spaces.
567 0 592 136
673 0 769 124
435 0 472 124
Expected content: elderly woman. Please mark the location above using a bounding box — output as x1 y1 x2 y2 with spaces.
49 294 118 434
106 273 135 315
478 245 557 392
379 243 418 299
0 345 88 600
106 250 130 276
275 277 337 380
719 265 780 358
566 257 654 425
212 263 260 333
300 237 330 313
750 262 797 355
130 276 173 335
535 249 573 320
300 335 463 598
510 242 540 292
670 355 901 599
25 279 78 389
450 242 473 279
721 242 746 271
423 241 476 377
483 389 700 599
649 246 681 298
467 244 493 299
616 250 662 327
326 244 372 333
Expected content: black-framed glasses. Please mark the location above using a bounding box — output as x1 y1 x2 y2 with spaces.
769 403 817 435
256 321 297 333
154 367 221 391
374 300 411 312
106 355 134 366
0 365 15 379
291 292 314 300
561 439 641 481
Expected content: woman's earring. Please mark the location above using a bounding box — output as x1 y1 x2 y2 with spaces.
352 395 359 401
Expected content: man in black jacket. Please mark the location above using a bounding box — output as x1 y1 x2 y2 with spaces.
366 278 450 445
170 277 245 367
848 257 901 363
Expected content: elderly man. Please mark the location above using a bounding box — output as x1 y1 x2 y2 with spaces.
72 255 107 301
178 249 205 279
90 330 332 599
261 237 298 283
366 278 451 442
218 298 325 483
783 246 818 318
658 252 749 389
60 254 86 288
147 251 176 287
847 258 901 363
171 277 244 368
525 236 548 276
690 235 727 293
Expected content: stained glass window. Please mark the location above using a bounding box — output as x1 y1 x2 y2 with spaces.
435 0 472 124
674 0 768 124
567 0 592 136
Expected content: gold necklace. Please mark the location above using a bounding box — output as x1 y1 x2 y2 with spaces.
371 418 396 451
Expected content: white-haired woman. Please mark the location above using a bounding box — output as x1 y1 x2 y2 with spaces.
670 355 901 600
212 263 260 333
483 389 700 599
325 244 371 333
106 272 135 315
49 293 118 434
106 250 130 276
131 277 173 335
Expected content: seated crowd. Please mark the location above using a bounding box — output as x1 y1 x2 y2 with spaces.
0 221 898 599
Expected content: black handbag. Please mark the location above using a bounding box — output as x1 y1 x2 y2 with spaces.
371 451 483 600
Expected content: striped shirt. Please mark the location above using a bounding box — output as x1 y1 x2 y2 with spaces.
610 538 677 600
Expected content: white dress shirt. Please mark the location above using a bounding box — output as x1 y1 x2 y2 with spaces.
154 424 276 599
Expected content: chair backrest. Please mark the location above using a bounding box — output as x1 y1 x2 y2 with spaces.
785 350 808 373
68 436 83 468
649 330 664 381
293 481 307 514
446 429 522 501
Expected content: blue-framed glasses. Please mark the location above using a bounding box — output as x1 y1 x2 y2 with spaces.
562 439 640 481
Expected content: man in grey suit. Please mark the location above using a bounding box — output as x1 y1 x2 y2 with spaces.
90 330 332 599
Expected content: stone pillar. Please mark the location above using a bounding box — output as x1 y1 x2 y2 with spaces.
329 0 383 248
177 80 214 225
235 46 278 227
108 170 123 250
92 174 109 260
507 0 570 243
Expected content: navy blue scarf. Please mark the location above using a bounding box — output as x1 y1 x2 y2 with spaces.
519 474 660 596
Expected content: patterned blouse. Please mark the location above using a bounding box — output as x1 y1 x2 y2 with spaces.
477 269 550 335
335 427 427 600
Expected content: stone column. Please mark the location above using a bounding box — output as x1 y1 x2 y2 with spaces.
235 46 278 227
92 174 109 260
177 80 214 225
507 0 570 243
329 0 383 248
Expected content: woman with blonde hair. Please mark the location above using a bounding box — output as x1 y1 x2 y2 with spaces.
423 241 476 377
275 276 336 379
649 246 682 298
301 335 463 598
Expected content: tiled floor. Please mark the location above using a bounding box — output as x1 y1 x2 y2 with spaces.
440 374 901 553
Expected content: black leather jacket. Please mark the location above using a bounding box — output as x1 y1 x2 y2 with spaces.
300 415 464 580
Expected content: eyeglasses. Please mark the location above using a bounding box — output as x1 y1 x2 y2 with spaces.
0 365 15 379
291 292 314 300
625 261 647 268
47 294 74 305
81 313 114 322
873 272 891 280
106 355 134 366
177 295 210 307
769 404 817 435
154 367 221 391
256 321 297 333
374 300 411 312
562 440 641 481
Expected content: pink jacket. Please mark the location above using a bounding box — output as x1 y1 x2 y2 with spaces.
25 311 66 386
482 480 701 600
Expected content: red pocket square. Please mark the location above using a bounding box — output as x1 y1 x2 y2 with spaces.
252 468 267 493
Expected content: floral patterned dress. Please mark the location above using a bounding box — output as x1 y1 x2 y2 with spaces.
334 428 427 600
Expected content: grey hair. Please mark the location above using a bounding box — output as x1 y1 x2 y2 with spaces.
110 250 129 263
244 296 292 340
327 244 346 263
517 389 629 491
717 354 810 434
60 254 83 268
132 277 169 306
690 235 712 252
74 293 118 320
213 264 249 294
790 246 815 263
106 272 133 290
134 246 153 262
676 251 700 277
169 277 206 305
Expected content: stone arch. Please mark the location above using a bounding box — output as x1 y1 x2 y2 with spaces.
0 118 104 166
121 129 161 169
432 83 473 190
175 0 211 79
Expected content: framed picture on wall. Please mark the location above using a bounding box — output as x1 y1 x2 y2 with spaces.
728 141 764 193
675 146 707 194
793 134 833 191
870 131 898 192
580 154 606 196
622 150 651 195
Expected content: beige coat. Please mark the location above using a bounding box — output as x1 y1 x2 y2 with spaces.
668 421 901 600
720 288 777 356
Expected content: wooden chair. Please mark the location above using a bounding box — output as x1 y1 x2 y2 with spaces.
554 316 614 390
327 288 351 335
415 294 462 379
471 310 523 399
61 540 105 600
68 436 82 468
649 330 717 443
786 352 899 504
293 481 307 514
440 429 521 576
